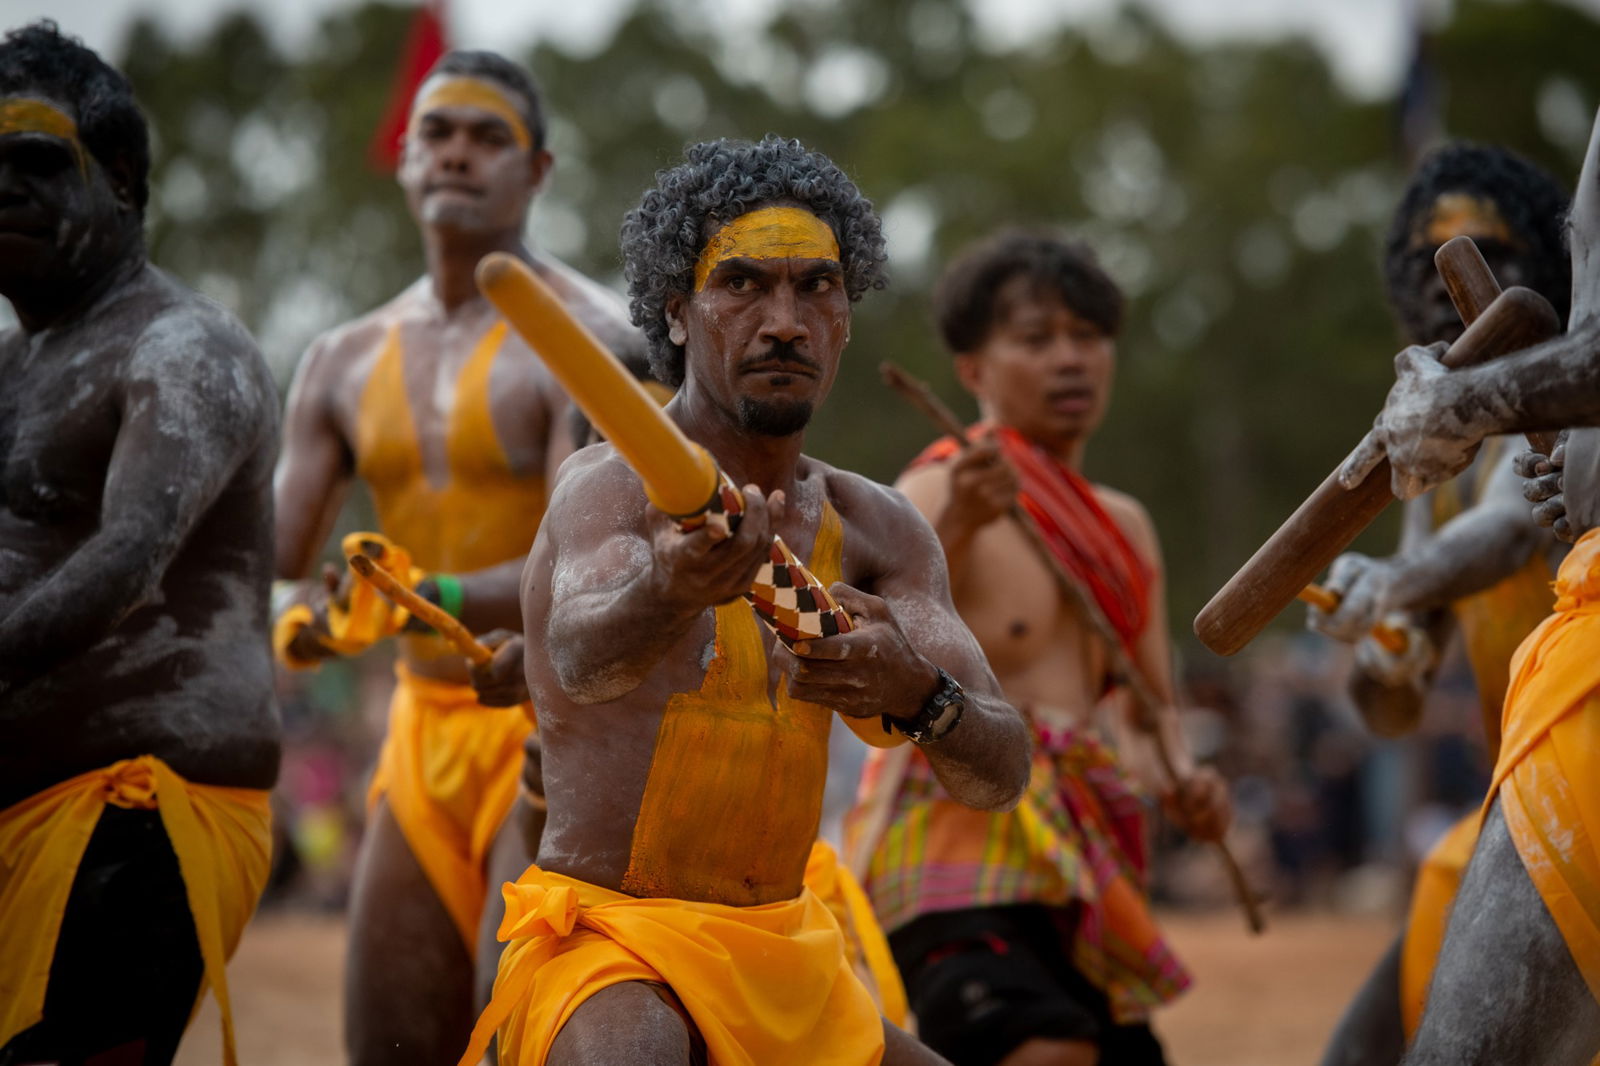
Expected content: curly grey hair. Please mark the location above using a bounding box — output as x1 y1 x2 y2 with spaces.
620 135 888 385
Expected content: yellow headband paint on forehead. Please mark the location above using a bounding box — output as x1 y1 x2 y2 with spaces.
408 76 532 150
1422 192 1514 247
0 97 88 176
693 206 841 292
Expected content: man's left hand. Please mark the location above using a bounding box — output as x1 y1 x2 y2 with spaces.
775 583 939 723
1162 767 1232 843
470 629 529 707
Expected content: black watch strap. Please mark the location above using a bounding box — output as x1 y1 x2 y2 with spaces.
884 666 966 744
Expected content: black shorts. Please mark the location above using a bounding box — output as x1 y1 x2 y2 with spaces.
0 806 204 1066
889 904 1167 1066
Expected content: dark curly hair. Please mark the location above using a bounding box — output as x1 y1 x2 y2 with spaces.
1384 142 1570 337
425 50 546 153
0 20 150 215
934 229 1124 354
620 135 888 385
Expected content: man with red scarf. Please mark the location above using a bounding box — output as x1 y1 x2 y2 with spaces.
849 230 1230 1066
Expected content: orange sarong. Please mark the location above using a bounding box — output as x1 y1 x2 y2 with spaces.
457 863 887 1066
1487 527 1600 1005
803 840 908 1028
367 664 533 952
0 756 272 1066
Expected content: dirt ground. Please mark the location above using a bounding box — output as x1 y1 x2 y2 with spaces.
175 907 1394 1065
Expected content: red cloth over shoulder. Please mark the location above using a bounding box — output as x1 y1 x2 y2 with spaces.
909 422 1152 656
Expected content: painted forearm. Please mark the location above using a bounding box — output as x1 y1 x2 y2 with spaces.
1452 327 1600 439
0 528 163 687
1388 503 1544 611
920 691 1031 812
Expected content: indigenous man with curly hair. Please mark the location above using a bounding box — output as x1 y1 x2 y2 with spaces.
272 49 643 1065
1311 143 1572 1066
0 21 280 1066
457 135 1030 1066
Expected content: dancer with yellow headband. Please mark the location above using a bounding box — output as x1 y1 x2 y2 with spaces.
456 135 1029 1066
0 22 280 1066
272 49 643 1065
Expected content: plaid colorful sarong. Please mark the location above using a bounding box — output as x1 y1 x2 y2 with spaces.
846 423 1186 1023
853 725 1189 1023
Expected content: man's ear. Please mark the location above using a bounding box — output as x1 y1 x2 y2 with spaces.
953 351 984 398
102 155 140 214
666 292 688 347
527 148 554 195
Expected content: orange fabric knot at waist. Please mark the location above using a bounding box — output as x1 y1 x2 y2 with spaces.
101 757 161 810
500 879 580 940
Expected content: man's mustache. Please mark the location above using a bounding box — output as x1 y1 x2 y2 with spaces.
740 340 820 374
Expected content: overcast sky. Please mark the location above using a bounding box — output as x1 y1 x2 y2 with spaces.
2 0 1595 99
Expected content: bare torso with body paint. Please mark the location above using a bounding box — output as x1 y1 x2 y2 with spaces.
274 251 640 685
525 444 1023 907
0 264 280 809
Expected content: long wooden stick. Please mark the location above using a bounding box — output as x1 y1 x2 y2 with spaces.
348 553 493 666
881 362 1266 934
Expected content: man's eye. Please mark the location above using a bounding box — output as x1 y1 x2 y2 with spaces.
803 276 835 293
726 276 755 292
8 140 73 175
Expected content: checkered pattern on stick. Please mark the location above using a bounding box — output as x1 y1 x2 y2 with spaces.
675 470 853 646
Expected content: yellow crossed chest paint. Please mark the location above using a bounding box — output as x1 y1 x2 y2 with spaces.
621 501 849 905
1431 437 1556 760
355 321 548 657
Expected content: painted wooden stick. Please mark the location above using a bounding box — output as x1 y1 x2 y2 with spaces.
348 553 493 666
1194 237 1562 656
1297 584 1410 655
881 361 1267 934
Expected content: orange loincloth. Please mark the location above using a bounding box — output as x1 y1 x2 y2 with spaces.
804 840 909 1028
367 664 534 952
457 864 886 1066
1487 527 1600 1005
1398 812 1481 1038
0 757 271 1066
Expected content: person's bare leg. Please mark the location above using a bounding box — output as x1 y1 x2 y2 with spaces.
1405 800 1600 1065
547 982 696 1066
1319 932 1405 1066
346 797 475 1066
997 1038 1098 1066
880 1019 956 1065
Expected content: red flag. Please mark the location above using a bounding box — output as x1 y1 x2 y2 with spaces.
367 0 449 171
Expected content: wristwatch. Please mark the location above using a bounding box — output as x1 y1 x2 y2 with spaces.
886 666 966 744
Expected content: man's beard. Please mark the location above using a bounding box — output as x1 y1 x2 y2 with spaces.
737 395 814 436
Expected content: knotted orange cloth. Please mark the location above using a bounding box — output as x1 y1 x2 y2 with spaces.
367 664 534 951
456 863 886 1066
1485 527 1600 1005
0 756 271 1066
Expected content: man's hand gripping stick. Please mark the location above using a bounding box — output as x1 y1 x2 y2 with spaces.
474 253 852 646
1195 237 1562 657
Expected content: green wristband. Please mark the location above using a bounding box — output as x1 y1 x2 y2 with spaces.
431 573 465 619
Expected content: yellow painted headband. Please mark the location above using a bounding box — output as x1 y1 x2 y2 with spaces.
693 206 841 292
0 97 88 176
1423 192 1513 246
408 76 532 151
